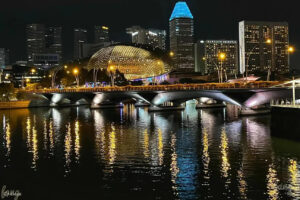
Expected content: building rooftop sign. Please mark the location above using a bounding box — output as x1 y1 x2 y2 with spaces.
169 1 193 21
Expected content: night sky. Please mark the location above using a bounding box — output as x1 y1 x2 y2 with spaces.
0 0 299 68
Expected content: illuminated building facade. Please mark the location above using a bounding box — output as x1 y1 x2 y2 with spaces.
169 1 194 72
94 26 110 44
74 28 88 59
88 45 171 80
239 21 289 75
126 26 166 50
195 40 238 76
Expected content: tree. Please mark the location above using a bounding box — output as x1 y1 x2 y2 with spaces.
0 83 16 101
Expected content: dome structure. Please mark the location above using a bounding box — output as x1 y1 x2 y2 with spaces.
87 45 171 80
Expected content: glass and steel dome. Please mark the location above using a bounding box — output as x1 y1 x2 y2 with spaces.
87 45 171 80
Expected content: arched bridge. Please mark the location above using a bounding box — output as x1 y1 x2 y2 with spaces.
21 82 299 108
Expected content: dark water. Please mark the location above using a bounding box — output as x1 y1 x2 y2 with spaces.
0 104 300 200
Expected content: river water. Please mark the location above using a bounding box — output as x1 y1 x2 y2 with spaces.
0 104 299 200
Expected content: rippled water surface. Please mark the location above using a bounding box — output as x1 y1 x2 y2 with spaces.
0 105 300 200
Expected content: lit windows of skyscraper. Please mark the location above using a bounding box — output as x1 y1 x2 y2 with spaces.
26 24 46 63
126 26 166 50
74 28 88 60
26 24 62 67
45 27 63 61
94 26 109 44
239 21 289 75
169 1 194 72
194 40 238 76
0 48 10 68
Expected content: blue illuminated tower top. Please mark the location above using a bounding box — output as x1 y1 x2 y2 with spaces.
169 1 193 21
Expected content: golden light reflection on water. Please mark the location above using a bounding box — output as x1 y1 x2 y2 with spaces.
49 120 54 155
170 134 179 194
143 129 149 158
31 119 38 170
220 129 230 178
202 128 210 181
157 128 164 165
288 159 299 197
64 123 72 174
266 164 279 200
237 168 247 199
26 117 32 148
74 120 80 161
43 119 48 151
109 124 116 165
4 119 11 157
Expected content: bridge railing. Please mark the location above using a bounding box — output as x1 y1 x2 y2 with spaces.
20 81 282 94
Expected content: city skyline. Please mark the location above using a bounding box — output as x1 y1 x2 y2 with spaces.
0 0 299 67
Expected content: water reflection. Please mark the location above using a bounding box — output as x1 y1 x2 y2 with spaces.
266 164 279 200
74 120 80 161
288 159 300 198
108 124 116 165
157 128 164 166
237 167 247 199
202 128 210 183
3 116 11 157
65 123 72 174
0 107 300 200
143 129 149 158
220 128 230 178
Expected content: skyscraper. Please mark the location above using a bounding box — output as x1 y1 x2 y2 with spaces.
169 1 194 72
26 24 46 63
126 26 166 50
74 28 88 59
45 27 63 61
0 48 9 68
239 21 289 76
194 40 238 76
94 26 109 44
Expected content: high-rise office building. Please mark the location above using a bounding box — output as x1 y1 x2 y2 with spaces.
194 40 238 76
126 26 166 50
74 28 88 59
169 1 194 72
94 26 109 44
0 48 10 68
26 24 46 63
239 21 289 75
45 27 63 61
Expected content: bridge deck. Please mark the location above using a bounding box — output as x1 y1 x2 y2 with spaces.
21 82 283 94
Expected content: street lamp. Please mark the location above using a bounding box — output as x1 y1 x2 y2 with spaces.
107 65 117 87
288 45 296 106
73 68 79 87
31 68 36 74
218 52 226 83
169 51 174 57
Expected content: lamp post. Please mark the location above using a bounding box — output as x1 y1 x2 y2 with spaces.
107 65 117 87
73 68 79 87
218 52 226 83
288 46 296 106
